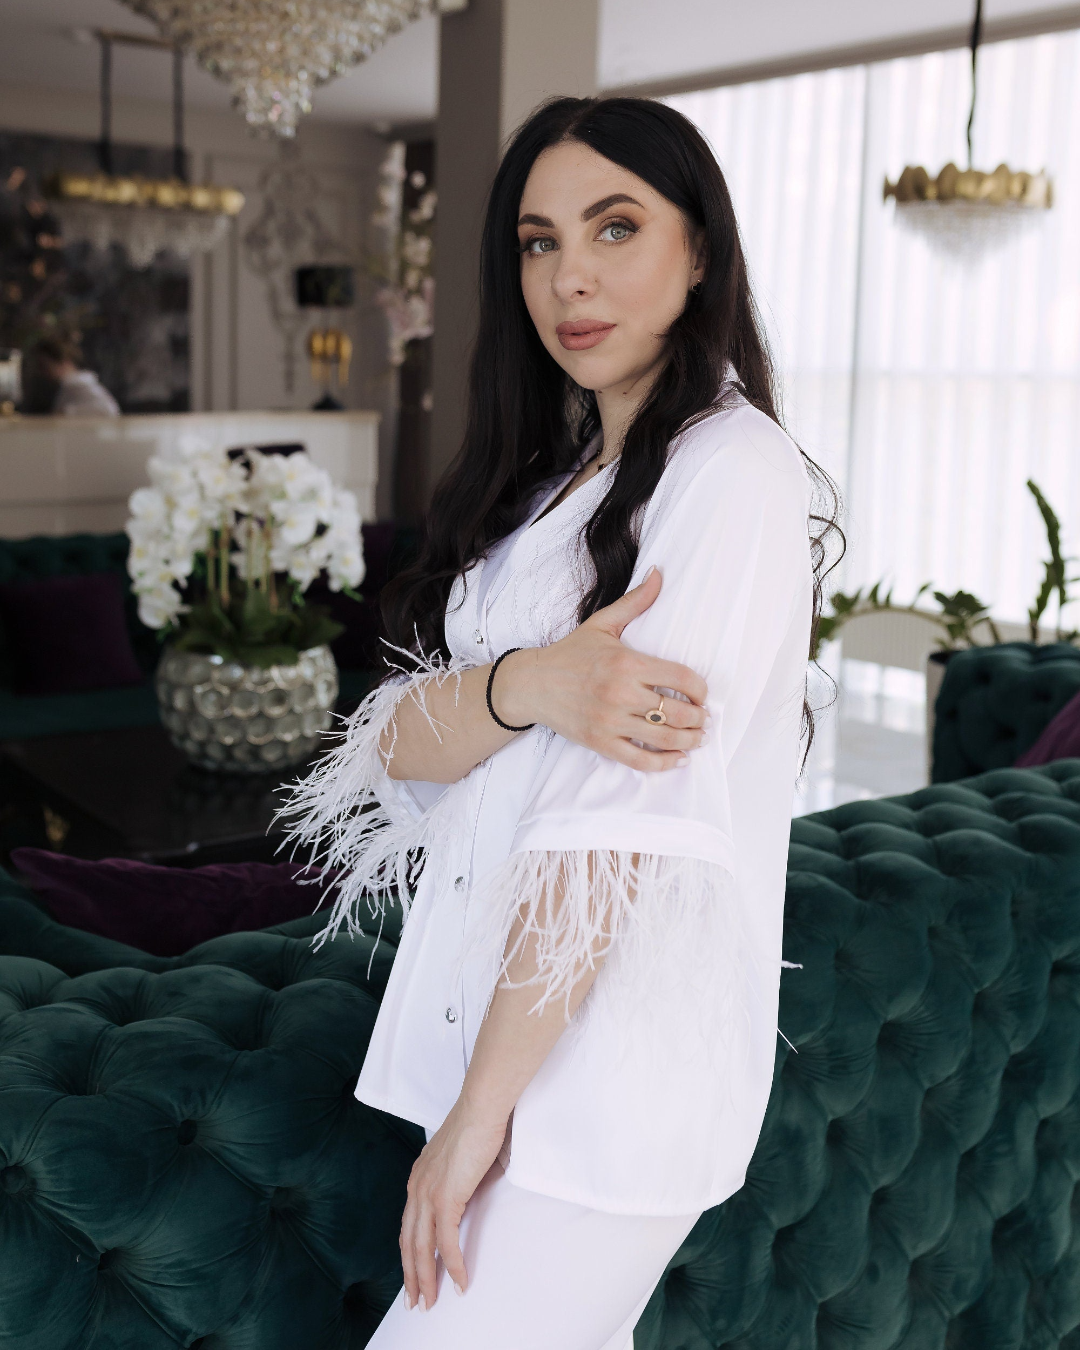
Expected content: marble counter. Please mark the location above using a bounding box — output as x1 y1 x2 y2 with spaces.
0 410 380 537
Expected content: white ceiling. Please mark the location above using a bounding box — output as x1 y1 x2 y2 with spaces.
2 0 1078 134
598 0 1080 89
0 0 440 129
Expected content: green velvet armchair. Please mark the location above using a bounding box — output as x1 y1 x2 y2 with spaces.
931 642 1080 783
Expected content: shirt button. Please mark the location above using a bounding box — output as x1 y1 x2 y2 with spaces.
445 1007 457 1024
474 629 484 644
454 875 465 891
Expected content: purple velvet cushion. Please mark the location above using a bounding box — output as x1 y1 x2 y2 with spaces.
1013 688 1080 768
0 572 144 695
11 849 337 957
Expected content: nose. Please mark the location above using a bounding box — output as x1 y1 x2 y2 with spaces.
550 241 596 304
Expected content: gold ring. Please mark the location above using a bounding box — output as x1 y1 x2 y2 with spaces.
645 698 667 726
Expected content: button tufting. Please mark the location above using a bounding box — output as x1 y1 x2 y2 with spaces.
177 1119 198 1146
342 1281 368 1311
1 1164 27 1194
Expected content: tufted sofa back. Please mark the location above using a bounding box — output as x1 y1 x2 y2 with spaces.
932 643 1080 783
0 892 422 1349
638 760 1080 1349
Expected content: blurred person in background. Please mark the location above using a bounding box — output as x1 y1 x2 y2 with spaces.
31 335 119 415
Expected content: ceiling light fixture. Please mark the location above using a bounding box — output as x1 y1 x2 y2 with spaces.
118 0 463 138
45 30 244 269
883 0 1053 260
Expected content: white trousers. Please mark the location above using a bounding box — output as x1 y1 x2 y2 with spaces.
368 1132 700 1350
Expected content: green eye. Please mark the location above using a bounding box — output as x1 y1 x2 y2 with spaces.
600 221 633 242
525 236 556 255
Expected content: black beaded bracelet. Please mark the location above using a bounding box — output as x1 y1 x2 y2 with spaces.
486 648 536 733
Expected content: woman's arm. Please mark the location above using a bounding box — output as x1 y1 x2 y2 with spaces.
383 567 710 784
397 857 620 1310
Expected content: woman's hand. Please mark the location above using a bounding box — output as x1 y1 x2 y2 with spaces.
399 1098 508 1311
383 565 709 784
492 566 709 772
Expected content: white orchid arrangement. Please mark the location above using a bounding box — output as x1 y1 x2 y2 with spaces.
126 435 365 666
369 139 436 367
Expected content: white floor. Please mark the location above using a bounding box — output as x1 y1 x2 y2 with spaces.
792 656 929 818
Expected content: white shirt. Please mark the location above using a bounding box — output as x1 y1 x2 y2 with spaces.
54 370 120 416
282 391 814 1216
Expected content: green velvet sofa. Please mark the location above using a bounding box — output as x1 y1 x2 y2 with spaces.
1 643 1078 1348
0 534 162 741
2 755 1078 1349
931 642 1080 783
0 874 422 1349
0 528 415 742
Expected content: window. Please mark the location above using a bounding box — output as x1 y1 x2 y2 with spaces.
668 28 1080 630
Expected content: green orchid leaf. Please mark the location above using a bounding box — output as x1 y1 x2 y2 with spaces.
236 643 302 668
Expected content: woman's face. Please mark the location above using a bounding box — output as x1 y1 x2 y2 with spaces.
517 140 703 397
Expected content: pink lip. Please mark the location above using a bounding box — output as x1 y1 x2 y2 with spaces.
555 320 616 351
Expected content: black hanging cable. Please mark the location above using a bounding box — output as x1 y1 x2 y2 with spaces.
172 45 187 181
98 35 113 176
966 0 983 170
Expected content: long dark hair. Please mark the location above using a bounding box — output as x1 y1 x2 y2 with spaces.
383 96 844 772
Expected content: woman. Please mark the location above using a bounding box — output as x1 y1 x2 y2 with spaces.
282 96 841 1348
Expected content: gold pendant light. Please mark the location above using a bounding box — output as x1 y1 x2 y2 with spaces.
883 0 1053 260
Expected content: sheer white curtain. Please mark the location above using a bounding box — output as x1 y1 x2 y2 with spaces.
668 28 1080 629
667 68 865 487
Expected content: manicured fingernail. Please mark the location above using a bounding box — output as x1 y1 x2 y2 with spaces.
454 1282 464 1296
699 732 709 745
677 754 688 766
644 565 656 580
704 713 713 728
418 1294 427 1312
404 1291 414 1310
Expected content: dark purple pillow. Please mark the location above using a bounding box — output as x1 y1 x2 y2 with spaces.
0 572 144 695
1013 688 1080 767
11 849 338 957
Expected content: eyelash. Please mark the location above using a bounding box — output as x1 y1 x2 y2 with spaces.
518 217 638 255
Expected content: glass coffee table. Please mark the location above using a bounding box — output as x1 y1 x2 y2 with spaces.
0 720 337 869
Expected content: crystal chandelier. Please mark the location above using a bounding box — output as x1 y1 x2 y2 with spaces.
46 31 244 270
883 0 1053 261
48 174 243 270
120 0 442 137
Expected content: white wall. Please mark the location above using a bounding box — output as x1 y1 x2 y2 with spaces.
0 83 400 518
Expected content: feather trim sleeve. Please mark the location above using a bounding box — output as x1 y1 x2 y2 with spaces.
274 647 470 954
457 849 750 1055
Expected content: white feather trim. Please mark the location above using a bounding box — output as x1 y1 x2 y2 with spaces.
274 642 470 962
457 849 755 1080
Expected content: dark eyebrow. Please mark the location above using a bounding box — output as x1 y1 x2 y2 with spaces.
581 193 643 221
516 194 644 230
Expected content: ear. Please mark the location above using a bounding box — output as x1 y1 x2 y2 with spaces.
689 227 708 288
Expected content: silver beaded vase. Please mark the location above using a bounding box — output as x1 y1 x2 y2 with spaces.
155 645 339 774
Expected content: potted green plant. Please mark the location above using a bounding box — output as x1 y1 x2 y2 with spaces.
126 437 364 774
817 479 1080 751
